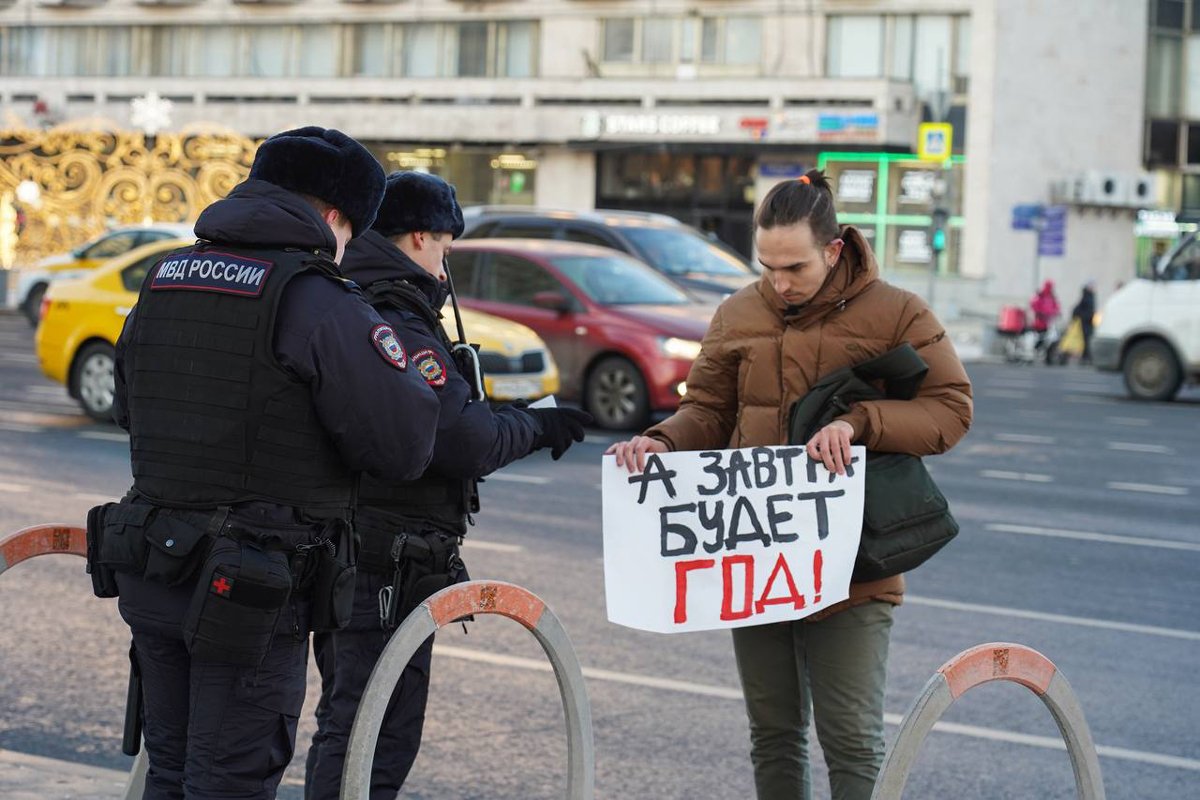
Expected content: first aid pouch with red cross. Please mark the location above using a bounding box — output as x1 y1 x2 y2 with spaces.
183 535 293 667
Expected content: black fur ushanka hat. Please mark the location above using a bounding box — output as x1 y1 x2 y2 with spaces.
249 126 386 237
371 171 466 239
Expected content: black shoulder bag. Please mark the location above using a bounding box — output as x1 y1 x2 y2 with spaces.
787 344 959 582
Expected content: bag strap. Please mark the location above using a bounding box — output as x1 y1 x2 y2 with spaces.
851 343 929 400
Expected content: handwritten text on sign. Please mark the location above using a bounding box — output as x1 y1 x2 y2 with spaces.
602 446 865 633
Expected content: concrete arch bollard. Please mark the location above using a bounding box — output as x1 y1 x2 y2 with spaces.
341 580 594 800
0 524 149 800
871 642 1105 800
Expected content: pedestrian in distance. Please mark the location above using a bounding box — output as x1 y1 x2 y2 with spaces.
607 170 973 800
1030 279 1062 362
1070 280 1097 364
304 170 592 800
88 126 443 800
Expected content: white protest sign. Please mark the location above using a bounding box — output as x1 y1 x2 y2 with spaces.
602 446 865 633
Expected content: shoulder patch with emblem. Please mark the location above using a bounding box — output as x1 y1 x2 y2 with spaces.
370 324 407 370
413 348 447 387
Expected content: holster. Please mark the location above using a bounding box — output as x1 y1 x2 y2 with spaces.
356 509 465 630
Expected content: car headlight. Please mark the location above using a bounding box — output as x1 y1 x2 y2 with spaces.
659 336 702 360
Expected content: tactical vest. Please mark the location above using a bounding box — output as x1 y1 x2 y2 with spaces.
356 278 475 536
126 243 356 510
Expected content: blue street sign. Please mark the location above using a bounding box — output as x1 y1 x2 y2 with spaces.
1038 205 1067 257
1012 204 1045 230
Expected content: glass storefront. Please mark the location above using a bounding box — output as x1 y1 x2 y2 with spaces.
818 152 966 274
369 145 537 206
596 151 756 256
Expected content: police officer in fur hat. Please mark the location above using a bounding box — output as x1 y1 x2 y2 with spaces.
304 171 591 798
96 128 443 800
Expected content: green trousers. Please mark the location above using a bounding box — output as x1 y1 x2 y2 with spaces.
731 601 895 800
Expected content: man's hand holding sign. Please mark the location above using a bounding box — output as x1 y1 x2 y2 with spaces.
601 444 865 633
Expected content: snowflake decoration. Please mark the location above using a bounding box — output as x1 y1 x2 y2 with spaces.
130 91 174 137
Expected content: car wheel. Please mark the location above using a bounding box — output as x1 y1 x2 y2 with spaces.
22 283 47 327
1122 339 1182 402
72 342 117 422
586 356 650 431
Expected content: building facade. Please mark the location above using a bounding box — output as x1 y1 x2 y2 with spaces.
0 0 1181 317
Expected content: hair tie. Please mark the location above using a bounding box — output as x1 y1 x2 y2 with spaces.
797 175 811 185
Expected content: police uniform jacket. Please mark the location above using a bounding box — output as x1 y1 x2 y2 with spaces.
340 230 543 535
113 180 441 536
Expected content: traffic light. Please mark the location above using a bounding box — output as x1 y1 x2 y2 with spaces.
930 207 950 254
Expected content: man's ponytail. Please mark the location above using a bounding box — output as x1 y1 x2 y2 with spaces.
754 168 839 243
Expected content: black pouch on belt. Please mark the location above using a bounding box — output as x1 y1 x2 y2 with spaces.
183 536 293 667
308 519 357 633
142 511 212 587
394 533 463 626
94 502 156 581
85 504 119 598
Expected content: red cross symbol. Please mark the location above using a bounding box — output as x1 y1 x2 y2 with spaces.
211 577 233 596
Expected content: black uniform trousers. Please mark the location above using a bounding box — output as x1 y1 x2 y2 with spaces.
117 572 310 800
304 572 434 800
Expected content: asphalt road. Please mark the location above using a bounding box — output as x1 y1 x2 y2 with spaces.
0 310 1197 799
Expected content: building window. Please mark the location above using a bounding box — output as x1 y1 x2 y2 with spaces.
1154 0 1186 29
600 17 760 68
353 25 388 78
1183 174 1200 210
300 26 338 79
1148 35 1184 116
498 21 537 78
830 14 969 103
404 24 440 78
1148 120 1182 166
453 21 489 77
1188 123 1200 164
603 18 635 63
827 16 884 77
246 27 289 78
1187 34 1200 116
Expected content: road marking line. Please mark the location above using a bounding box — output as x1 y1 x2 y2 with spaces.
0 353 38 363
1107 482 1189 496
994 433 1056 444
0 482 30 493
487 473 550 485
986 523 1200 552
432 645 1200 772
904 595 1200 641
73 492 117 504
1106 442 1174 455
462 539 524 554
0 422 44 433
78 431 128 442
980 470 1054 483
982 389 1029 399
1106 416 1151 427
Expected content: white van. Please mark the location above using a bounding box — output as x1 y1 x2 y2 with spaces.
1093 233 1200 401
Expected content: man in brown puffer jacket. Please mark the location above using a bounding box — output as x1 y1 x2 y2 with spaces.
609 171 972 800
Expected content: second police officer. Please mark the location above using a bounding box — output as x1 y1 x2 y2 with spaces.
304 171 592 798
92 128 444 799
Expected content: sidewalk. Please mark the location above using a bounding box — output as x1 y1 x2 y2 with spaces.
0 748 129 800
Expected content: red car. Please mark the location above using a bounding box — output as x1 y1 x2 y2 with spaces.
448 239 715 430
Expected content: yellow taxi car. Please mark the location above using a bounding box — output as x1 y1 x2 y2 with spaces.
11 223 194 325
35 239 559 421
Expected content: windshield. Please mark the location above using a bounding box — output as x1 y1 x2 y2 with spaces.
621 227 752 277
551 254 690 306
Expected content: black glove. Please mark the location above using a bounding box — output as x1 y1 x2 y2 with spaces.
528 407 593 460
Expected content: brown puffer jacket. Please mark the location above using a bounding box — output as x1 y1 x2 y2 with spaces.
644 226 973 614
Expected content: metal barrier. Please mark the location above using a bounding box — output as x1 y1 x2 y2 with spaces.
871 642 1105 799
0 524 148 800
341 580 594 800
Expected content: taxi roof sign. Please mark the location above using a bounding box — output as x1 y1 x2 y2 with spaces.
918 123 954 163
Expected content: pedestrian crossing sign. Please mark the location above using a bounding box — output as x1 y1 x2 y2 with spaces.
918 123 954 163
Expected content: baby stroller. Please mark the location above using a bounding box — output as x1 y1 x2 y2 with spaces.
996 305 1065 365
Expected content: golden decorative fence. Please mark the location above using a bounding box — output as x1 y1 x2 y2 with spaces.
0 120 258 269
